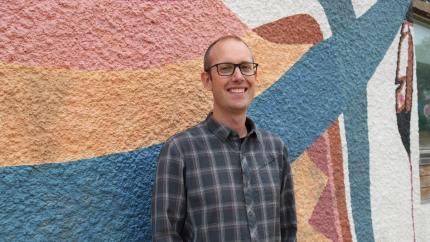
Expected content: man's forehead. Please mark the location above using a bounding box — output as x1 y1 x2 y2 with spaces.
209 38 253 59
211 38 250 52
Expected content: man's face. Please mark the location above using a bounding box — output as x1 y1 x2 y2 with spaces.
202 39 257 116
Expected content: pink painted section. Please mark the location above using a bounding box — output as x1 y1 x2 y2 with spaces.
0 0 248 70
308 128 346 241
309 184 340 242
308 132 329 175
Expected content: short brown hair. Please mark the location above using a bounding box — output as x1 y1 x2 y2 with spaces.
203 35 253 71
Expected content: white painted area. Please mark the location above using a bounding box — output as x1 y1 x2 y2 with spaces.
350 0 377 18
367 27 415 241
222 0 332 39
338 114 358 242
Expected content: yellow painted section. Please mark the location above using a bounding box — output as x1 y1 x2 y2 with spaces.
292 152 331 242
0 31 311 166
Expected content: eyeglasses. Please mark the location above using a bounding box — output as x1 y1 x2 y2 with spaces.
206 62 258 76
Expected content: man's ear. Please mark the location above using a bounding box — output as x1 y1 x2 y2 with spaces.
201 72 212 91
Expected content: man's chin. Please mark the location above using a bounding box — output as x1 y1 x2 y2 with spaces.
228 104 251 114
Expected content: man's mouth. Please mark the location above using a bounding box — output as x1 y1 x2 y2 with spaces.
227 88 247 93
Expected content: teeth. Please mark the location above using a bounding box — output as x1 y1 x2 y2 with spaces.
229 88 245 93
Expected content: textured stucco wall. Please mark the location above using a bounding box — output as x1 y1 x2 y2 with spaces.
1 0 428 241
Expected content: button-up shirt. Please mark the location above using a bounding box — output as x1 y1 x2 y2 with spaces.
152 114 297 242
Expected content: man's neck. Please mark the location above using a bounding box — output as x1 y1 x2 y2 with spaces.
212 110 248 138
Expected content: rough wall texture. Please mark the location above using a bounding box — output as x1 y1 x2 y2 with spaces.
0 0 428 241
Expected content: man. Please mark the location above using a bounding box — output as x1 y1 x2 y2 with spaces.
152 35 297 241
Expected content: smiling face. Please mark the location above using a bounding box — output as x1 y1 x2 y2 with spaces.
201 38 257 119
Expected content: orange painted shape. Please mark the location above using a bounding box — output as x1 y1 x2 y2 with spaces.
0 31 312 166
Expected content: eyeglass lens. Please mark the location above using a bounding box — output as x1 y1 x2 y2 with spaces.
217 63 257 76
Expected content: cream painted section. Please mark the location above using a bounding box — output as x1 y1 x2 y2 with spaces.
338 114 358 242
350 0 377 18
222 0 332 38
367 30 415 241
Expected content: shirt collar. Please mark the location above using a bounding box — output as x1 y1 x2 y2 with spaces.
205 112 260 141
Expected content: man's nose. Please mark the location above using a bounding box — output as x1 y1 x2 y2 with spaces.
232 66 245 80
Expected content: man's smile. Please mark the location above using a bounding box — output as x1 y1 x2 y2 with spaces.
227 87 248 93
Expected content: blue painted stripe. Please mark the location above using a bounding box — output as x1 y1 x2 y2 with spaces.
319 0 356 34
344 91 373 241
0 144 162 241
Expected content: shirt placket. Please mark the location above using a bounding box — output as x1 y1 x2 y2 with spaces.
238 138 258 242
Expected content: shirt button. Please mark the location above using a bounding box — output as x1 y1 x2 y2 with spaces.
250 229 257 238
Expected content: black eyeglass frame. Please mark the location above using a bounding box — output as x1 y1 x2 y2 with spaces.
205 62 259 76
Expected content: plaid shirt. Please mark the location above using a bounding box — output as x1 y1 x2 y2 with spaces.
152 113 296 242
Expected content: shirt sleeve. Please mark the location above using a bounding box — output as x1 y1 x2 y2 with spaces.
152 140 187 242
280 145 297 242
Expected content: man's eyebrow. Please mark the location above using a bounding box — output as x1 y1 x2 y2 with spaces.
215 61 254 64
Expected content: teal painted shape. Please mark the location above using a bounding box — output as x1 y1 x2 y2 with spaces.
319 0 356 33
343 90 372 241
0 144 161 241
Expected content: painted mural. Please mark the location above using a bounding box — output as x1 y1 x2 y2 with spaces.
0 0 428 241
395 19 416 241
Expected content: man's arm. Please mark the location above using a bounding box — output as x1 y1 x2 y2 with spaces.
152 140 187 242
280 145 297 241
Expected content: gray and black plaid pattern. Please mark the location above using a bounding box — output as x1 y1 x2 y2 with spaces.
152 114 296 242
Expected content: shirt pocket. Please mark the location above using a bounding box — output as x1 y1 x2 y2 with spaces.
256 156 277 170
251 156 280 204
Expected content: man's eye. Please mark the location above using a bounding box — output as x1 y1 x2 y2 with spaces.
219 65 233 71
240 64 252 71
